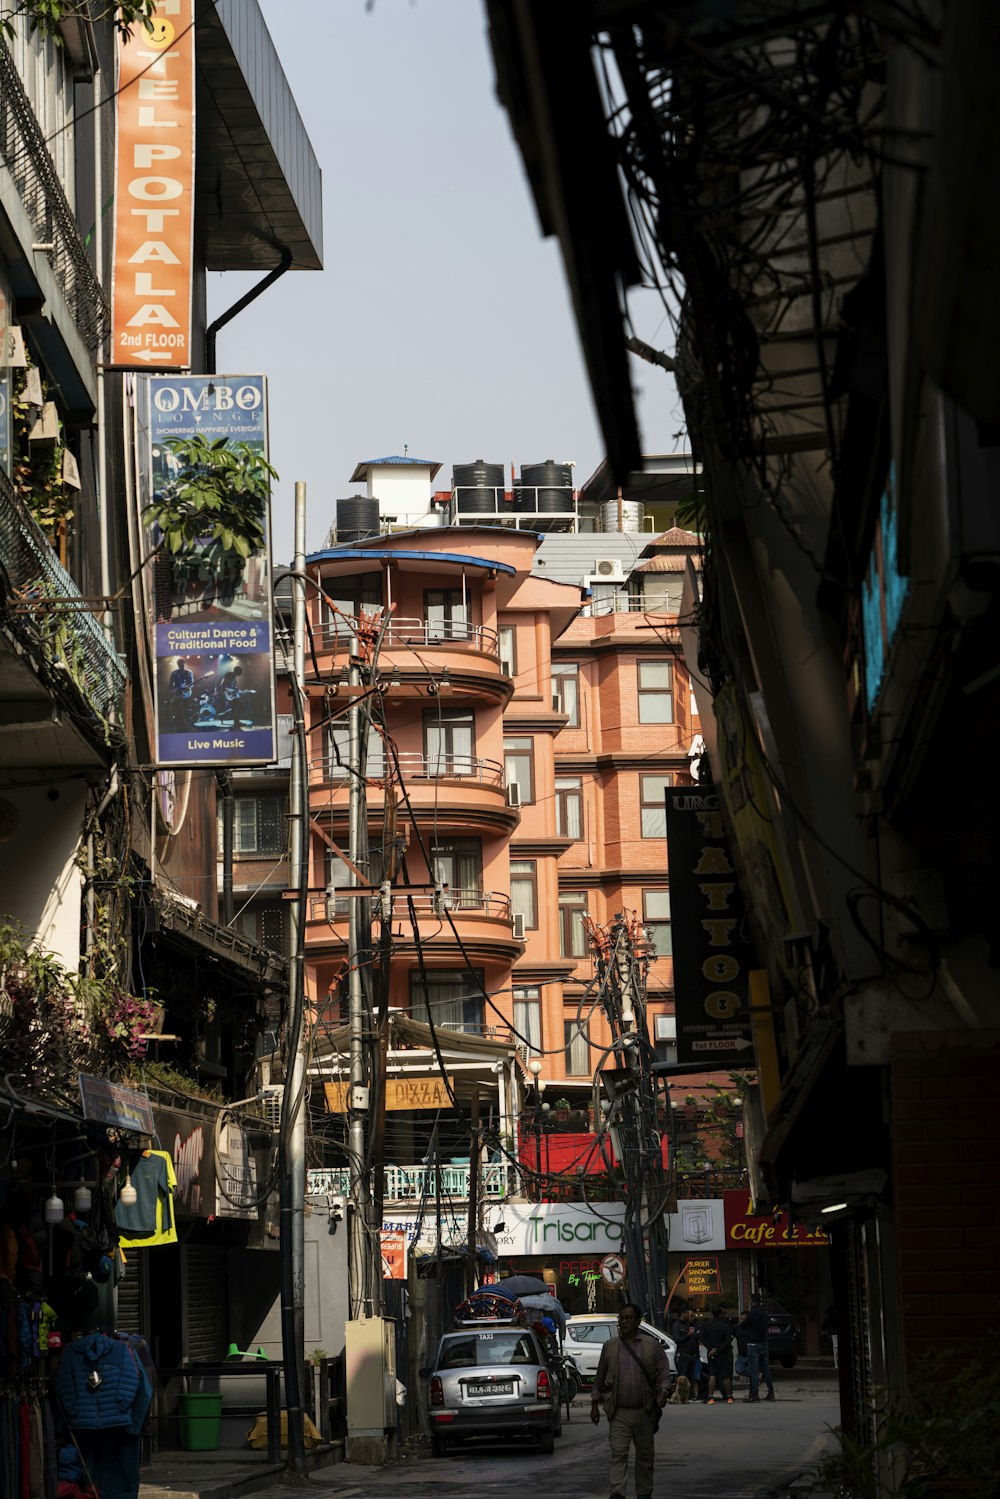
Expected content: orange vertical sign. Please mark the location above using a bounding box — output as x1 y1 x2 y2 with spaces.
112 0 195 368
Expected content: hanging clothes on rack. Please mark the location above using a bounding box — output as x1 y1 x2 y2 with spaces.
116 1152 177 1250
53 1332 153 1499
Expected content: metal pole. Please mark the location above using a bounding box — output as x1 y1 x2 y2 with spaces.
348 624 373 1318
466 1086 480 1297
279 481 308 1472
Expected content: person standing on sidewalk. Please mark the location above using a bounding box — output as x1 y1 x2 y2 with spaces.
590 1305 670 1499
702 1306 736 1404
737 1294 775 1402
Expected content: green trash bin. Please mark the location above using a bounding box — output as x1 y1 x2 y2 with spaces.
177 1392 223 1451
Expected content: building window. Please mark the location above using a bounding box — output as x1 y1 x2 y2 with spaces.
654 1013 677 1066
637 660 674 724
510 860 537 929
328 719 385 779
504 736 534 803
425 588 469 642
564 1019 591 1077
643 890 672 957
430 838 483 900
559 894 588 958
555 777 583 839
230 795 285 856
236 903 290 954
552 663 580 726
498 624 516 679
424 708 475 774
409 969 484 1033
640 774 673 838
322 572 381 643
514 986 542 1057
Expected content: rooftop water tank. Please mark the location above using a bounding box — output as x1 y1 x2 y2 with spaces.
453 460 504 516
601 498 645 533
515 460 574 514
335 495 379 543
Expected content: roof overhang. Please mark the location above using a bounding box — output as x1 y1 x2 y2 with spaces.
307 547 515 578
195 0 322 271
153 889 289 991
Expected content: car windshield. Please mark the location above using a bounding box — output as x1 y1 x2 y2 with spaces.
440 1332 538 1369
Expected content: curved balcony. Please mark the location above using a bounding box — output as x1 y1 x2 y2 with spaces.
313 614 511 703
308 751 519 834
306 887 523 963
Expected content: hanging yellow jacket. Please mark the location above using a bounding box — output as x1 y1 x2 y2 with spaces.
119 1150 178 1248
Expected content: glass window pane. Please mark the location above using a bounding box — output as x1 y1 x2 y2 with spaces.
638 692 673 724
510 860 536 928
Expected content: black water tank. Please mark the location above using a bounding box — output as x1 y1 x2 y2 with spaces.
453 460 504 516
335 495 379 543
515 460 573 513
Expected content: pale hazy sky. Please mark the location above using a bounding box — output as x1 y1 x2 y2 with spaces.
206 0 680 561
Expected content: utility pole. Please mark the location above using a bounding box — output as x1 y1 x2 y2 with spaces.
279 481 308 1473
347 623 380 1317
466 1085 480 1297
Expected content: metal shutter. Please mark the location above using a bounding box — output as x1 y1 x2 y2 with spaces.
116 1251 144 1334
181 1246 229 1363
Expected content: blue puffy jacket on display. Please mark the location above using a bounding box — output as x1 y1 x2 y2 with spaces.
54 1333 141 1430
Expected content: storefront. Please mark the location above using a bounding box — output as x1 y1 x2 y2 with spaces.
722 1191 833 1355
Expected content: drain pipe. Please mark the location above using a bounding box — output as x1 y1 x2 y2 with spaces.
207 247 292 924
205 246 293 374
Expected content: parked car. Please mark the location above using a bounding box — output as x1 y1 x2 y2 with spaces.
762 1299 802 1368
563 1315 677 1387
421 1320 562 1456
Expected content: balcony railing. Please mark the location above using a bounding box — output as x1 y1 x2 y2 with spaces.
0 471 127 722
319 615 499 657
0 42 110 352
307 1163 510 1201
310 888 513 924
311 750 505 788
584 591 679 617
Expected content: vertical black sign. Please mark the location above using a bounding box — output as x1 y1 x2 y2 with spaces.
665 788 756 1066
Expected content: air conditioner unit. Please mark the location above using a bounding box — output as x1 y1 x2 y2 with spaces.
592 557 624 580
506 781 522 808
552 691 562 712
512 911 527 941
259 1085 283 1132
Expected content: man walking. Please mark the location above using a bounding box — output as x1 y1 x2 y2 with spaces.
737 1294 775 1402
590 1304 670 1499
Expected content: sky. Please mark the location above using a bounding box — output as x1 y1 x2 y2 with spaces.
205 0 680 562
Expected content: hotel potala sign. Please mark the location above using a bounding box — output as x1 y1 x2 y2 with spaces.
112 0 195 368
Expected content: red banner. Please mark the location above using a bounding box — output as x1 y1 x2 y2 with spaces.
112 0 195 368
723 1191 830 1249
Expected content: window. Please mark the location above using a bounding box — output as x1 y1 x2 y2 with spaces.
643 890 672 957
514 986 542 1057
430 838 483 899
555 777 583 839
637 660 674 724
230 795 285 856
498 625 516 679
425 588 469 642
564 1019 590 1077
328 719 385 779
323 572 381 643
640 774 673 838
409 969 484 1033
236 903 290 954
654 1013 677 1067
559 894 588 958
424 708 475 775
552 663 580 726
510 860 537 929
504 736 534 803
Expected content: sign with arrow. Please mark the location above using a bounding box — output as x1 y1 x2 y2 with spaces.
665 788 757 1066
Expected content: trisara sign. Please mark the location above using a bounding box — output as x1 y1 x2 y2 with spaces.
112 0 195 368
723 1192 830 1249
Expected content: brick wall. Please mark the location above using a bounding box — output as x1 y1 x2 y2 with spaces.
891 1031 1000 1365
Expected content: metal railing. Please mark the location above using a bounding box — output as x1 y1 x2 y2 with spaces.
584 590 679 617
310 889 513 924
307 1163 509 1201
319 615 499 656
310 750 505 787
0 42 110 352
0 470 127 721
448 487 581 532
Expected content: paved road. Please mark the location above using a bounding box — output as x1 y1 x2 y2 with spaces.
280 1380 839 1499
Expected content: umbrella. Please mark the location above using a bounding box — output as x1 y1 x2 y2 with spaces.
496 1274 551 1298
520 1292 567 1332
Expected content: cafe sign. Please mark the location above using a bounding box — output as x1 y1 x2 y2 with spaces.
723 1191 830 1249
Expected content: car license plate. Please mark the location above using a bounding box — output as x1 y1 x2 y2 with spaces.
468 1379 514 1397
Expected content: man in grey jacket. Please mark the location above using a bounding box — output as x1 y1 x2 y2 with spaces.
590 1305 670 1499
